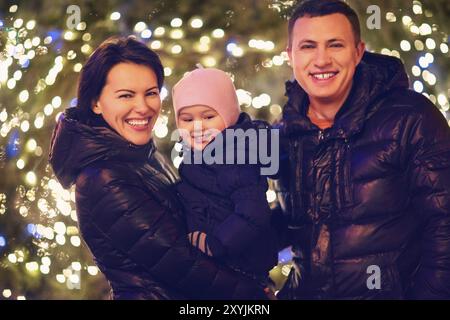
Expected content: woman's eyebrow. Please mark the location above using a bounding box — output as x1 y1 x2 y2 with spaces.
115 89 135 93
115 86 158 93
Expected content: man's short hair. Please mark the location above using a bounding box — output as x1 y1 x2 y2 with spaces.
288 0 361 48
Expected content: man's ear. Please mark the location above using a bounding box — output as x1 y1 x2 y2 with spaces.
356 41 366 64
286 46 293 66
92 101 102 115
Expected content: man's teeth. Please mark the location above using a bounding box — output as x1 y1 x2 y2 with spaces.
312 72 337 80
126 119 149 126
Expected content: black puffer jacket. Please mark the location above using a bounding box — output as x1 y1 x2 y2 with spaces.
275 52 450 299
177 112 278 281
48 108 266 300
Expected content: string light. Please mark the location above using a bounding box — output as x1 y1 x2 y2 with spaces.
110 12 121 21
170 18 183 28
212 29 225 38
190 18 203 29
154 27 165 36
134 22 147 33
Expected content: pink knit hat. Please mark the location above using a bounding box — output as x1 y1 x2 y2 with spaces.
172 68 241 128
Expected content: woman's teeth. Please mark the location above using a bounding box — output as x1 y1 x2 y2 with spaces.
126 119 149 126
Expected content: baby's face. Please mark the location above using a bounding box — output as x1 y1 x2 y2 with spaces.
177 105 226 150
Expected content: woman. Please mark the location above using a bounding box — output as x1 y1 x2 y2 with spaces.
48 36 266 300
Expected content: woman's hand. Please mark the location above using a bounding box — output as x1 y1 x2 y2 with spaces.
264 287 278 300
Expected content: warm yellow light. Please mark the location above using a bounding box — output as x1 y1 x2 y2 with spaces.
171 45 182 54
8 254 17 263
87 266 99 276
16 159 25 169
150 41 162 50
72 262 82 271
26 20 36 30
52 96 62 108
42 257 51 266
32 37 40 47
164 67 172 76
20 120 30 132
170 29 184 39
25 261 39 272
81 44 92 54
171 18 182 28
70 236 81 247
64 31 75 41
56 274 65 283
134 22 147 33
74 63 82 72
44 104 54 116
26 139 37 152
82 33 91 42
202 56 216 67
190 18 203 29
110 12 121 20
54 221 66 235
25 171 37 186
2 289 12 298
212 29 225 38
154 27 165 36
19 90 29 103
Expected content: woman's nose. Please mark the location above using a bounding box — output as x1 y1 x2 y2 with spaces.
134 96 157 115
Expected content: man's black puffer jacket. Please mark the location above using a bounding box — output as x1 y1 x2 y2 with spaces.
274 52 450 299
48 108 266 300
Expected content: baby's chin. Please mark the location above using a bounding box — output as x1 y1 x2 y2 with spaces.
184 138 212 151
190 141 209 151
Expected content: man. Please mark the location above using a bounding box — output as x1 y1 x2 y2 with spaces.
274 0 450 299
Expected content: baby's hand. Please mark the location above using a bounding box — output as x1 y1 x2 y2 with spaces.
188 231 213 256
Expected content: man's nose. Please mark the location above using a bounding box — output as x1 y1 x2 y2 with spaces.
313 47 332 68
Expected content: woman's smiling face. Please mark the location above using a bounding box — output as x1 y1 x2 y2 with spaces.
93 62 161 145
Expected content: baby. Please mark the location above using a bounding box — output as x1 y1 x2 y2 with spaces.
172 68 278 289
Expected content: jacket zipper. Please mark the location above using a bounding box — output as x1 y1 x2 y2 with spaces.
318 130 324 142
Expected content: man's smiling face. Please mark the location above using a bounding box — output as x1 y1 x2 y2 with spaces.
288 13 365 105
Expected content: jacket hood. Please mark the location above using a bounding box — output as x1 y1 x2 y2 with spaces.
282 51 410 138
48 107 155 189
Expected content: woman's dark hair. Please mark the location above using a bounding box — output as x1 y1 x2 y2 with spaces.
76 36 164 125
288 0 361 48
